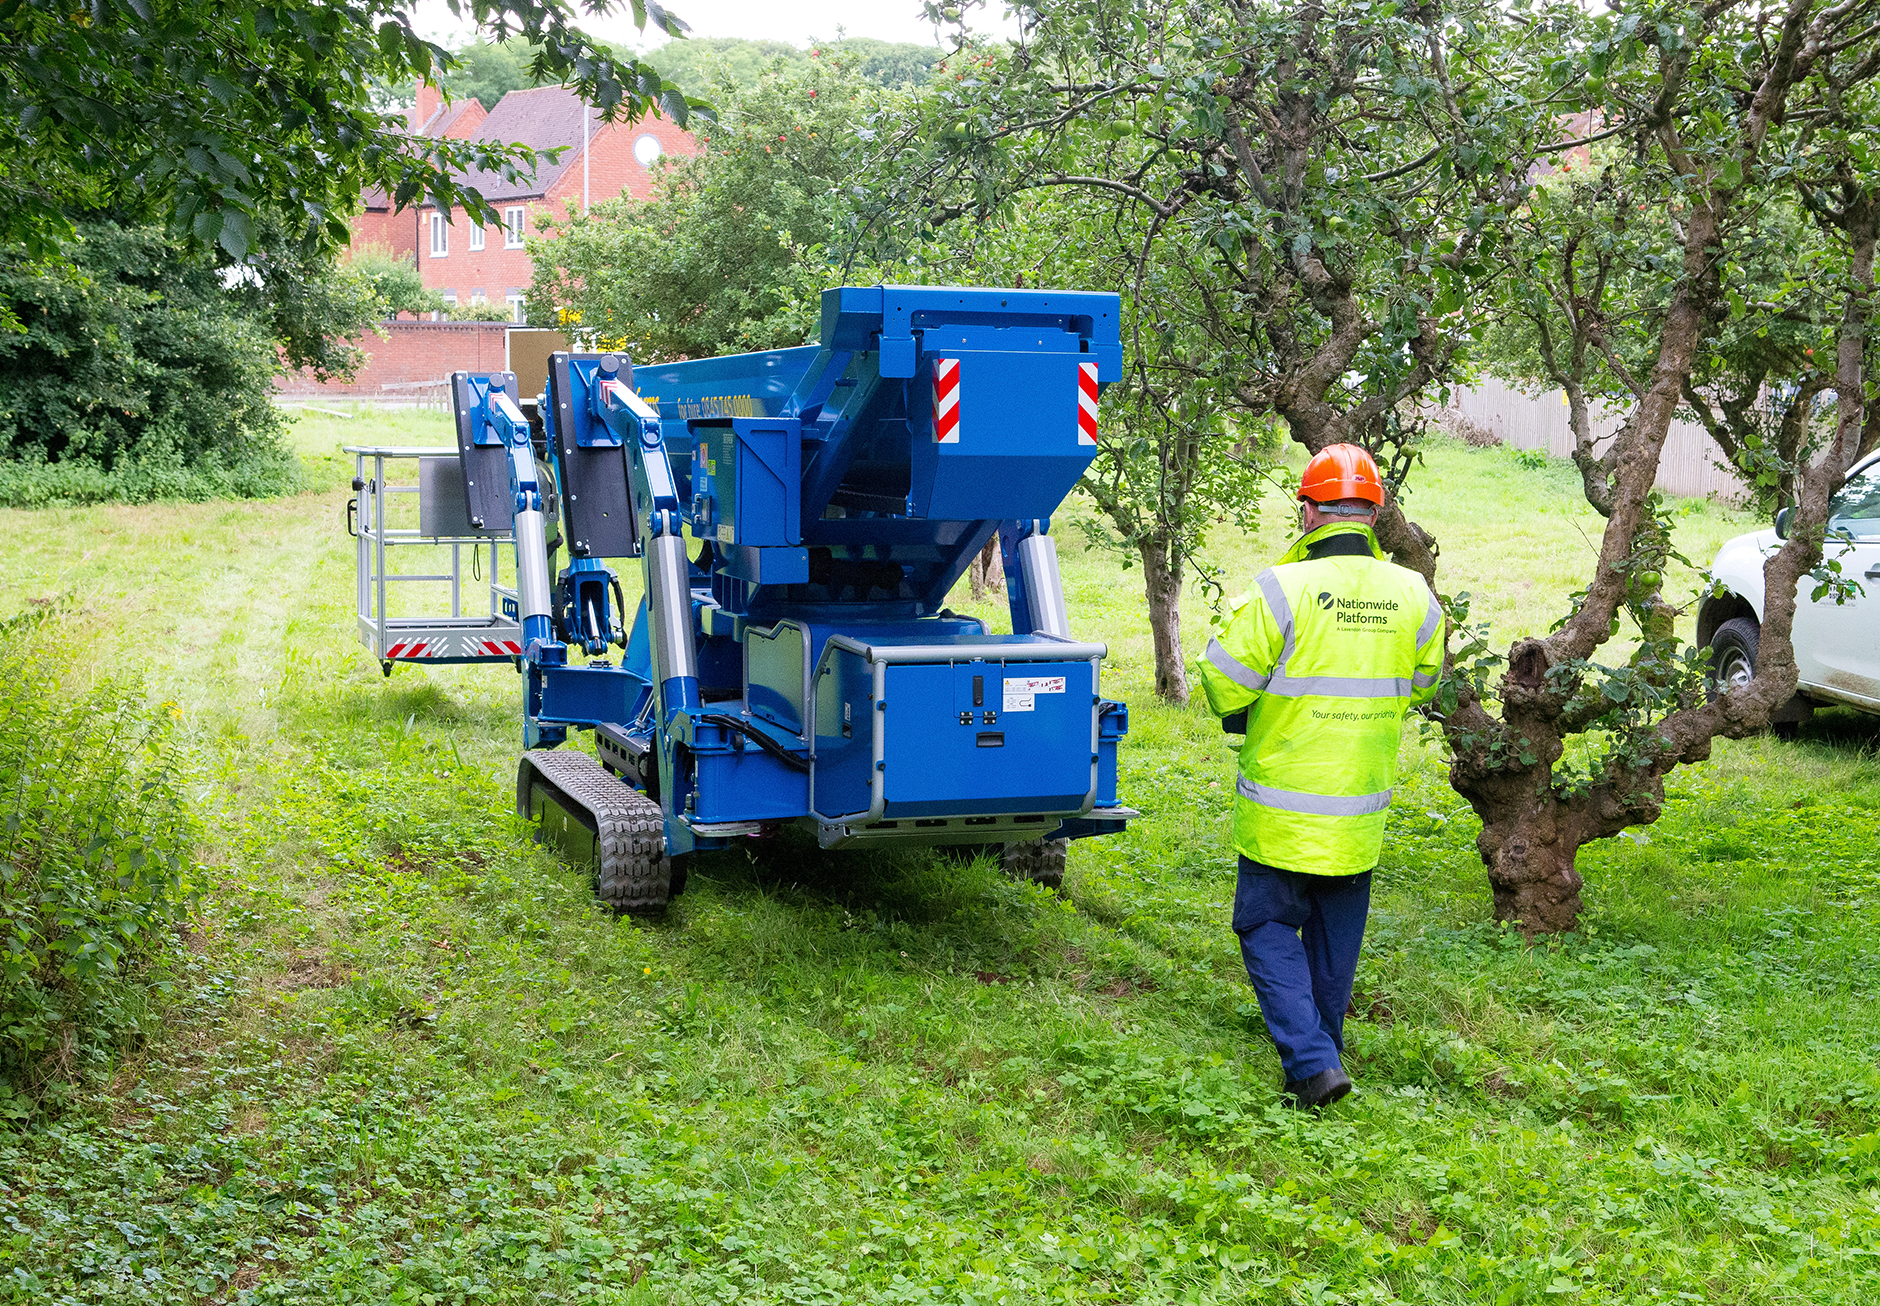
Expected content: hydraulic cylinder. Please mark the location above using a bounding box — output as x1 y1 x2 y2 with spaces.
1016 530 1072 639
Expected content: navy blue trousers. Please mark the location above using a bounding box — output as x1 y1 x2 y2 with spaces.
1233 856 1372 1081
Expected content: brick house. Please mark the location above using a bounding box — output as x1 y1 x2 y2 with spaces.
352 81 697 321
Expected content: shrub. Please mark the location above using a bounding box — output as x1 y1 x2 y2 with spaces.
0 222 301 506
0 616 197 1117
0 439 298 508
446 301 514 322
347 243 446 319
527 50 903 359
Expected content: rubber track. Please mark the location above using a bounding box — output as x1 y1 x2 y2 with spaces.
1001 838 1068 889
518 749 671 914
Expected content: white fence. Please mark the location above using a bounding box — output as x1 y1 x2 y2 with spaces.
1437 377 1747 503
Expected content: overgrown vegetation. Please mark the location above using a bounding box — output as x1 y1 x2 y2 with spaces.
3 423 1878 1300
0 615 195 1120
0 223 301 506
344 243 446 321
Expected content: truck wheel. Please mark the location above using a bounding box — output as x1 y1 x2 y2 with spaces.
1706 616 1812 737
1708 617 1760 695
1001 838 1068 889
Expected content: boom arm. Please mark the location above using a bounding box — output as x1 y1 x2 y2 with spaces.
459 373 554 650
590 371 703 721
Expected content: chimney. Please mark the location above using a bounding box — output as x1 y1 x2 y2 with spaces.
411 80 443 135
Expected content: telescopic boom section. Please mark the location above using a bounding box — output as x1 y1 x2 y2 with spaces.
457 372 553 648
481 286 1137 913
594 375 702 717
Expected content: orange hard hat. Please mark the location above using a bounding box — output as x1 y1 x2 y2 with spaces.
1297 443 1385 506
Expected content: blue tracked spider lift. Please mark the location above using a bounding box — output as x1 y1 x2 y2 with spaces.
457 286 1137 913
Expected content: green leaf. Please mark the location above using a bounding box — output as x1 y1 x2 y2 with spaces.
216 208 254 260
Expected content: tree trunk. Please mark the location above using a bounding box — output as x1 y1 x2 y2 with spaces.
1477 815 1586 933
968 535 1004 600
1139 535 1188 704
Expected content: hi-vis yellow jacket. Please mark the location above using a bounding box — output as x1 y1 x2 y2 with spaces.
1199 522 1445 875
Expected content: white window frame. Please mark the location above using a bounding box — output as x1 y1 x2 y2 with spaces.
468 222 485 252
504 206 526 248
441 290 458 307
470 290 486 306
428 211 448 257
506 292 525 323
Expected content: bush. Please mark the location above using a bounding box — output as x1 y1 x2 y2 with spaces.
527 51 906 359
0 222 301 506
347 243 446 320
0 617 196 1116
445 301 513 322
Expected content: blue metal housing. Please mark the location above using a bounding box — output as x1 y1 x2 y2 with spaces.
489 285 1135 861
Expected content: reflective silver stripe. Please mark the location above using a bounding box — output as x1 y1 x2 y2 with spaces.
1412 670 1438 688
1237 776 1395 816
1255 568 1295 675
1416 591 1444 647
1205 638 1269 692
1259 563 1426 699
1265 674 1412 698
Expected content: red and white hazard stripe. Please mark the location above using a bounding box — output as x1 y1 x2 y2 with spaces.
933 357 960 444
385 636 520 661
1077 361 1099 447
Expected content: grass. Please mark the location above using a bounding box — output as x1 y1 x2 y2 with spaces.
2 421 1878 1303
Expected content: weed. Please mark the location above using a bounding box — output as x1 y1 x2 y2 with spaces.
0 625 196 1117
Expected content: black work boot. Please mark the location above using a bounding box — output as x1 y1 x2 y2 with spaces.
1282 1066 1353 1110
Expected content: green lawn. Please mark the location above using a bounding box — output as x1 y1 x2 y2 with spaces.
3 414 1878 1304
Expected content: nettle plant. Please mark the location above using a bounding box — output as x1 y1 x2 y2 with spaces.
0 621 196 1114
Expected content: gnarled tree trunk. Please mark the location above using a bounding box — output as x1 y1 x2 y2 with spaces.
1444 20 1877 930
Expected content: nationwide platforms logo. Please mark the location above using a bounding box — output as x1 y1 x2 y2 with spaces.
1316 591 1400 626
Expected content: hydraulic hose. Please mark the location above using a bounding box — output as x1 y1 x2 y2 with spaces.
698 713 811 772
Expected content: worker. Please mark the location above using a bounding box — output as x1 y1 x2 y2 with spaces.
1198 443 1444 1109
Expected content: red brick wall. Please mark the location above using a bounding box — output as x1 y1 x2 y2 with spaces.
276 321 511 396
547 113 696 211
336 99 700 350
413 116 697 312
415 207 539 312
352 206 419 259
442 100 488 139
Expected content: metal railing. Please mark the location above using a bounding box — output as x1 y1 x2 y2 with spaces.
376 378 452 413
346 444 523 669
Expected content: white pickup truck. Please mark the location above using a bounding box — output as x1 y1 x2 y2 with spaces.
1699 450 1880 728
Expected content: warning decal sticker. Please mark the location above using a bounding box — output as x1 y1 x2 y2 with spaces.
1002 675 1066 712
